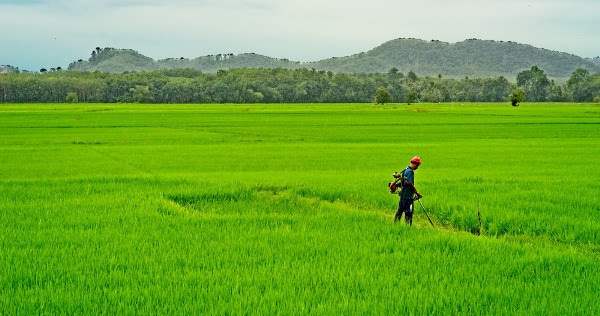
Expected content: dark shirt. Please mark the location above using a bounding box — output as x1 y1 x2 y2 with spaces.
400 166 415 200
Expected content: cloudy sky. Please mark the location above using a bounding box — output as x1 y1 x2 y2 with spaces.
1 0 599 70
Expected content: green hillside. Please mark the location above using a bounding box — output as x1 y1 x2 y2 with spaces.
68 48 158 73
158 53 301 72
66 39 600 78
68 48 299 73
311 38 600 78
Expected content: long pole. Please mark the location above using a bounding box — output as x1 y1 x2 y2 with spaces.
416 199 434 228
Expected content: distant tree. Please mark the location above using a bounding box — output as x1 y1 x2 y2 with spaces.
130 85 154 103
56 67 62 71
243 89 264 103
388 67 403 80
406 91 418 105
2 66 594 104
509 88 525 106
66 92 78 103
548 80 567 102
572 72 600 102
407 71 418 81
96 47 101 54
517 66 550 102
420 83 446 103
566 68 592 101
77 59 83 62
374 87 392 104
40 68 47 73
567 68 589 87
0 65 19 74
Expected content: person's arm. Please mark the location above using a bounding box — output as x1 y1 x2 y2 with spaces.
405 181 419 195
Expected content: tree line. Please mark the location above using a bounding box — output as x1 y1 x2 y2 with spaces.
0 67 599 104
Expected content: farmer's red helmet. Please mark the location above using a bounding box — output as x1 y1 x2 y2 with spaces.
410 156 421 165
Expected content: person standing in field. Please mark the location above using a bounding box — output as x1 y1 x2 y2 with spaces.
394 156 422 225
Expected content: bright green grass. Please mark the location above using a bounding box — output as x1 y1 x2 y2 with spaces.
1 103 599 314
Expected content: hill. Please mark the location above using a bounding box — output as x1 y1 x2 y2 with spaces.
69 48 300 73
157 53 301 72
67 39 600 78
309 38 600 78
69 48 158 73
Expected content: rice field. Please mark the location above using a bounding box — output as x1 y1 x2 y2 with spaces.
1 103 599 314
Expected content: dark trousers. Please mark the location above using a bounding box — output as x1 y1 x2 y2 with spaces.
395 198 414 225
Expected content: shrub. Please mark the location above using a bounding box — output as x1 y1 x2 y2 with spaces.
509 88 525 106
374 87 392 105
65 92 78 103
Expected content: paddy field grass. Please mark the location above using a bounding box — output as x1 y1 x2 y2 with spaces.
1 103 599 314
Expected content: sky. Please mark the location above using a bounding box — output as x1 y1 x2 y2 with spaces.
1 0 599 71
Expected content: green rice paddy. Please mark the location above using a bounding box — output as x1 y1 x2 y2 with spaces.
1 103 599 314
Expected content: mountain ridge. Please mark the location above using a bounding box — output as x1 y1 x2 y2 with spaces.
66 38 599 78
